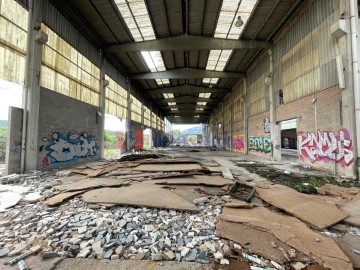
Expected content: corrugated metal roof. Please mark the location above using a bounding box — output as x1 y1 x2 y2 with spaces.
45 0 302 123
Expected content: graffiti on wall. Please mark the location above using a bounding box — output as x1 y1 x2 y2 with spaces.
115 131 125 150
135 130 144 150
298 129 354 166
248 137 271 153
232 136 245 153
264 117 270 133
40 132 99 165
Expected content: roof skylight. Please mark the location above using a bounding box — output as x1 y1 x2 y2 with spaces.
168 102 176 106
163 93 174 99
203 0 257 85
115 0 169 86
197 102 207 105
199 93 211 98
171 108 178 111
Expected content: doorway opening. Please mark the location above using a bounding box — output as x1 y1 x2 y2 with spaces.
280 119 298 162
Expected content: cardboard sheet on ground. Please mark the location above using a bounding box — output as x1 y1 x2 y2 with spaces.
217 219 296 264
81 185 199 212
318 184 359 200
220 207 352 270
341 193 360 226
256 184 347 229
46 190 85 206
335 233 360 269
0 191 22 212
0 185 31 195
154 175 233 186
59 178 127 192
139 158 197 164
133 163 202 172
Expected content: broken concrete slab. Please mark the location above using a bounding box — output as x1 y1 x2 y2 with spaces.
221 167 234 180
341 193 360 226
220 207 352 270
0 191 22 212
216 219 295 264
335 233 360 269
0 185 31 194
133 163 203 172
21 192 43 203
154 175 233 187
256 184 347 229
81 184 199 212
317 184 359 200
223 199 254 209
58 178 127 192
45 191 85 206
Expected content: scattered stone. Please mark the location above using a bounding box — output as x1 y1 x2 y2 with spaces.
41 252 58 258
181 247 190 257
164 250 175 260
193 197 209 204
111 254 119 260
115 245 124 256
135 252 145 260
8 242 27 256
30 245 42 253
56 170 73 177
0 247 9 257
77 247 91 258
184 249 197 261
152 253 164 261
103 249 113 259
220 258 230 265
78 226 87 234
214 252 223 260
292 262 306 270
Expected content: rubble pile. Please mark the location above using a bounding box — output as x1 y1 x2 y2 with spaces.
0 153 359 269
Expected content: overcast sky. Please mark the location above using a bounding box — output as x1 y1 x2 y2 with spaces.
0 79 23 120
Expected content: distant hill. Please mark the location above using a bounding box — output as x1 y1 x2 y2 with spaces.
0 120 8 128
181 125 202 135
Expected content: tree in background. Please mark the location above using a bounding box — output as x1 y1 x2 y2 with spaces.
0 127 7 163
104 130 117 157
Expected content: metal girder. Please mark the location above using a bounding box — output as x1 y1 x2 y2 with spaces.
131 68 243 79
158 97 218 103
164 111 210 116
106 35 270 52
146 85 231 95
166 104 216 109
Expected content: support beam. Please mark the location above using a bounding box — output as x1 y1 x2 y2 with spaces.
106 35 270 52
98 53 106 159
131 68 243 80
23 0 45 171
146 85 231 95
157 97 219 103
166 104 216 109
164 111 210 116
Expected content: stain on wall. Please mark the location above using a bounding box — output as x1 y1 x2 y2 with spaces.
39 132 99 165
232 136 245 153
248 137 271 154
298 129 354 166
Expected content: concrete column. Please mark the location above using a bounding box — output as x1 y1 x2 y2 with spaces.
268 49 281 161
98 53 106 159
141 103 144 126
23 0 45 172
338 0 359 179
126 80 131 151
243 78 248 155
230 91 233 150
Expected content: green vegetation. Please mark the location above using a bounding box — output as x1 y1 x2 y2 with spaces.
104 130 118 158
0 127 7 162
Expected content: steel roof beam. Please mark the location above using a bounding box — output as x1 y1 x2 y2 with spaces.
157 97 218 103
107 35 270 52
164 111 210 116
166 104 216 109
131 68 243 79
146 85 231 94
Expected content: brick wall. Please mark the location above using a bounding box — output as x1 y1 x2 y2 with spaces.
276 86 354 177
37 88 101 170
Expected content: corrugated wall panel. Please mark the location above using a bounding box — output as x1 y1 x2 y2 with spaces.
42 1 100 67
273 0 338 104
248 56 269 116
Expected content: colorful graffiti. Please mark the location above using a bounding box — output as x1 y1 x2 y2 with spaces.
232 136 245 153
248 137 271 153
40 132 98 165
298 129 354 166
115 131 125 150
135 130 144 150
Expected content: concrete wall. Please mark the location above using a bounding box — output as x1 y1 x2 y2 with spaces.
37 88 101 170
247 111 271 158
5 107 23 174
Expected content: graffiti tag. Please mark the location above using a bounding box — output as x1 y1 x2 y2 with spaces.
298 129 354 166
232 136 245 153
264 117 270 133
248 137 271 153
40 132 98 165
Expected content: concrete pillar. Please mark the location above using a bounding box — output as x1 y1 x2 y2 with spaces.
98 53 106 159
23 0 46 172
268 49 281 161
338 0 359 179
230 91 233 150
243 78 249 155
126 80 131 151
141 103 144 127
